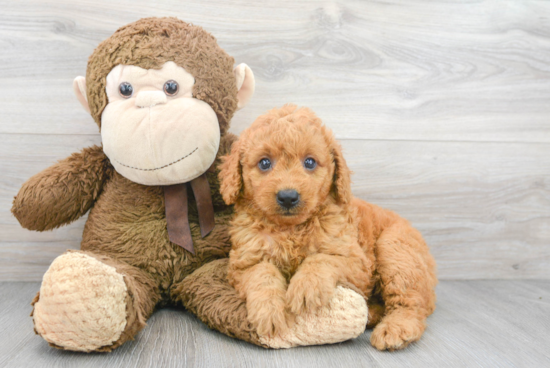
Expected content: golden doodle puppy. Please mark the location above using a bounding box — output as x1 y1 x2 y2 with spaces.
219 105 437 350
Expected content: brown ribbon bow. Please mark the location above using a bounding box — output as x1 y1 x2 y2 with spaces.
163 173 215 254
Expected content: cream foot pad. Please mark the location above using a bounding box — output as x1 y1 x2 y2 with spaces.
33 252 128 352
260 286 368 348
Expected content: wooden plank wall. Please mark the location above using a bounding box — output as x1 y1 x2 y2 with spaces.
0 0 549 281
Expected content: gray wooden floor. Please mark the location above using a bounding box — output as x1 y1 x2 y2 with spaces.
1 280 549 368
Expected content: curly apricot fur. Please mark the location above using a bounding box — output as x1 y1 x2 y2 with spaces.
220 105 438 349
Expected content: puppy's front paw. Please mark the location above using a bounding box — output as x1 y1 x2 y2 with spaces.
286 273 335 315
247 297 291 337
370 314 425 351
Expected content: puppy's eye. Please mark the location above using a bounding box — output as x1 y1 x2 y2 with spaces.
119 82 133 98
304 157 317 170
163 80 179 96
258 158 272 171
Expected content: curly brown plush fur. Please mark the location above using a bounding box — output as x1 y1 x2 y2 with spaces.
219 105 438 350
12 18 263 352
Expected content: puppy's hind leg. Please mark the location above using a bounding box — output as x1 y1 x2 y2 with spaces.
366 293 385 329
370 221 437 351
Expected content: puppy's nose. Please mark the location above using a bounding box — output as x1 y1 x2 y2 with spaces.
277 189 300 209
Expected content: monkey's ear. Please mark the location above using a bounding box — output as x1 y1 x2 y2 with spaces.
234 64 255 110
73 76 91 113
219 140 243 205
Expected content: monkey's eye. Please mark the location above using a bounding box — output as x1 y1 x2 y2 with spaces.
258 158 272 171
163 80 179 96
304 157 317 170
118 82 133 98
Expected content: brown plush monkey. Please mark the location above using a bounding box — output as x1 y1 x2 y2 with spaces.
12 17 368 352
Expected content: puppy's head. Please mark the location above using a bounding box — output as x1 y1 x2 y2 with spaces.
219 104 351 225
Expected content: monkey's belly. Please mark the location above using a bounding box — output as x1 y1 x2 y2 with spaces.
80 174 231 288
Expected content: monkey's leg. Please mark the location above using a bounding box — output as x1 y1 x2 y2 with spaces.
369 221 437 351
172 259 369 349
32 251 160 352
172 259 262 345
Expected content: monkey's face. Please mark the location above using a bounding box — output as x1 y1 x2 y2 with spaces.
101 61 220 186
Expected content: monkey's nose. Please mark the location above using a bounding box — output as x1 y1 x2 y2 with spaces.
135 91 167 108
277 189 300 210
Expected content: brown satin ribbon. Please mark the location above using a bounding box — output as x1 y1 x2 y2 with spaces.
163 173 215 254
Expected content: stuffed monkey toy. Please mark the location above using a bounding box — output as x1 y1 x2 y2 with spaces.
11 17 368 352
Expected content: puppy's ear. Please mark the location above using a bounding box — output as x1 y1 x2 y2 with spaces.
219 140 243 205
331 141 352 205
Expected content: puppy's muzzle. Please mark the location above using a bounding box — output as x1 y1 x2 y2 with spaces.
277 189 300 210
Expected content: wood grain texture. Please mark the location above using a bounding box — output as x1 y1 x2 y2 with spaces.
1 280 549 367
2 134 549 280
1 0 550 141
1 0 549 280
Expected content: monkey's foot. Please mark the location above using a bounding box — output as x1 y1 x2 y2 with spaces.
32 252 128 352
259 286 368 348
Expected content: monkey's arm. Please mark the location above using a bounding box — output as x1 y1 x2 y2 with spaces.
12 145 111 231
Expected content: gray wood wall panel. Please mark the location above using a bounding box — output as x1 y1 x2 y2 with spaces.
1 0 549 280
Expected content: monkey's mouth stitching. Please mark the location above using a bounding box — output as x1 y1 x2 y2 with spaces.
114 147 199 171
